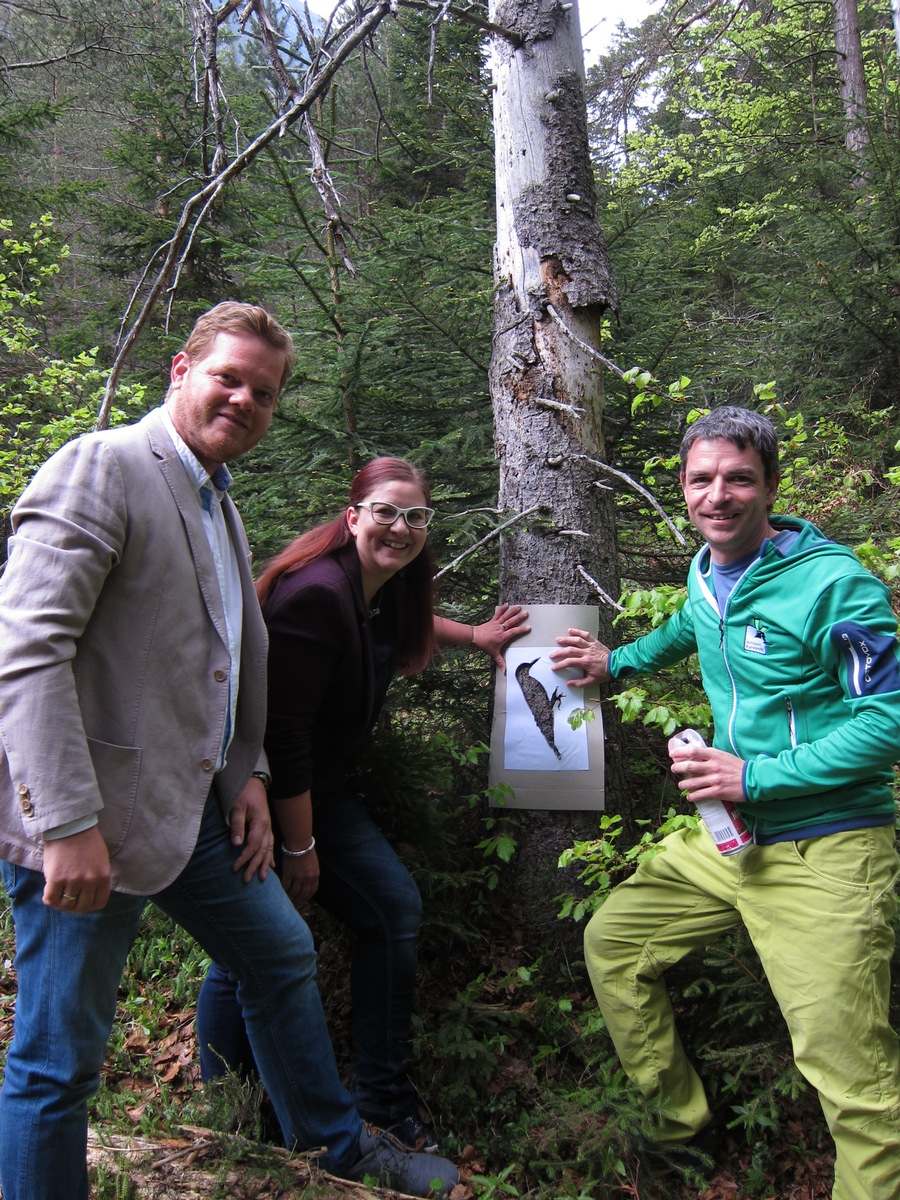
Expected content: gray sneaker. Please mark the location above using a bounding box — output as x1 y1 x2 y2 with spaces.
387 1113 440 1154
345 1123 459 1196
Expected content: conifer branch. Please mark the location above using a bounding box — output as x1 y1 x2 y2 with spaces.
576 565 625 612
97 0 392 427
575 455 686 546
434 504 545 579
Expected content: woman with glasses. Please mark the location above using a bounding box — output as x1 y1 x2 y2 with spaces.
196 457 526 1152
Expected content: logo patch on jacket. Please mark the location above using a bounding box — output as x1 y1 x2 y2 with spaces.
744 625 767 655
832 622 900 696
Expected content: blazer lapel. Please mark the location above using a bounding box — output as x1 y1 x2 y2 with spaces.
145 411 229 646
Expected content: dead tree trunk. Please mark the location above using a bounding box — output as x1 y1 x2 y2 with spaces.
488 0 625 960
833 0 869 159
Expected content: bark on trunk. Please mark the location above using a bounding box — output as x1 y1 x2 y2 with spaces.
833 0 869 158
488 0 626 962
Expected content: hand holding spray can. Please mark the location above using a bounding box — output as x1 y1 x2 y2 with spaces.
667 729 752 855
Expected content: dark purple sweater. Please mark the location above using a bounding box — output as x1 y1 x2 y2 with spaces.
261 542 401 803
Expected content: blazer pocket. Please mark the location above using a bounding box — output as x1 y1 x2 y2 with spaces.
87 737 142 857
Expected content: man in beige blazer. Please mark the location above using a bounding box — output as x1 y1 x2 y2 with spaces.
0 302 458 1200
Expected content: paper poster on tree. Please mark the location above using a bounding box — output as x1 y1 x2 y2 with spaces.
489 604 604 810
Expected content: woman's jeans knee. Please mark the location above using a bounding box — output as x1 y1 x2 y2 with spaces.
197 790 425 1126
313 792 423 1125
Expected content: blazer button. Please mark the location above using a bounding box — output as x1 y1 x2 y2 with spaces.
214 669 227 682
201 758 214 772
17 783 34 817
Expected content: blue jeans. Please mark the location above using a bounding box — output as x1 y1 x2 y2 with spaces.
0 792 363 1200
197 790 423 1125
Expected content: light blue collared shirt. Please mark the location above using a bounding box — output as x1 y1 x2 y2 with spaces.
160 404 243 771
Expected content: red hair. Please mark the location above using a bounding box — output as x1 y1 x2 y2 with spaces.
256 457 438 674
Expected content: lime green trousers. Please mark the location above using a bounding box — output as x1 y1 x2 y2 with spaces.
584 823 900 1200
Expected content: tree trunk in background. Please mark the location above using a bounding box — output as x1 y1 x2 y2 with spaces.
833 0 869 158
489 0 625 962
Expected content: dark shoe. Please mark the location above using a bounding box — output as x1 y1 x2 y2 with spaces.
387 1114 440 1154
345 1123 458 1197
643 1121 722 1183
688 1120 722 1159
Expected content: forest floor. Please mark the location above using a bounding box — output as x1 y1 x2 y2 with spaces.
0 718 871 1200
0 933 842 1200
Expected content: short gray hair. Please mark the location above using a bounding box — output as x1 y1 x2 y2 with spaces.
680 406 779 484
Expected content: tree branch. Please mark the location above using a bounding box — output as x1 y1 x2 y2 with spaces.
544 303 630 381
192 0 228 177
398 0 523 47
426 0 451 105
96 0 393 428
5 36 109 72
534 395 585 419
576 564 625 612
574 454 687 546
305 113 358 277
434 504 545 579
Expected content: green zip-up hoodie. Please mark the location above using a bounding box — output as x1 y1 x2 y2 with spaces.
610 516 900 840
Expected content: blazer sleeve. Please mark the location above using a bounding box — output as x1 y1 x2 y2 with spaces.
0 436 127 832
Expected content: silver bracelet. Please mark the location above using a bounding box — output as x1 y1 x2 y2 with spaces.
281 836 316 858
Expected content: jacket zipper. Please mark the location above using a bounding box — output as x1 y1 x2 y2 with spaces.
784 695 797 748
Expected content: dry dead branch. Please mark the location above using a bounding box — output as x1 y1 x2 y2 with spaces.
97 0 392 428
86 1125 433 1199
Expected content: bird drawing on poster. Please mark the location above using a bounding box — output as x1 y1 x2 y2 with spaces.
515 658 563 760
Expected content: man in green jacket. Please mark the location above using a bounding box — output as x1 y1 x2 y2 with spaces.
552 406 900 1200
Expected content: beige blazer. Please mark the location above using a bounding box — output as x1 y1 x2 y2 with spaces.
0 407 268 895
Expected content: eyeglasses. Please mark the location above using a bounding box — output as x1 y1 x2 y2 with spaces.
355 501 435 529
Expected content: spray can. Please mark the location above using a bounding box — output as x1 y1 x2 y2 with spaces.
668 728 752 855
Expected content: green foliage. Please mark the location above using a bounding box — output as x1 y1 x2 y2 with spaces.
0 4 896 1197
556 809 699 922
191 1070 277 1144
590 0 900 545
467 1162 520 1198
0 215 145 526
475 827 518 868
425 960 659 1195
93 910 209 1129
856 535 900 584
90 1164 138 1200
567 706 595 732
603 583 712 735
611 681 713 738
124 911 211 1007
615 584 686 628
628 367 692 419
